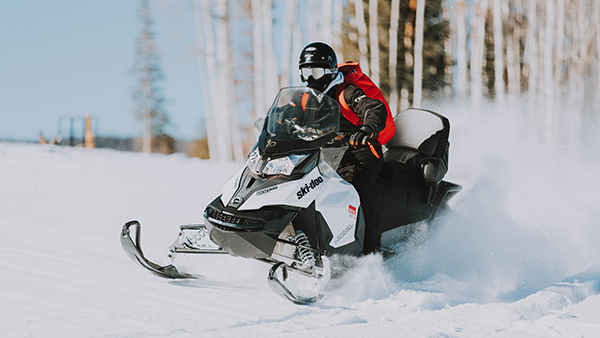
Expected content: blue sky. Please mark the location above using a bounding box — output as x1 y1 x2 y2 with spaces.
1 1 206 141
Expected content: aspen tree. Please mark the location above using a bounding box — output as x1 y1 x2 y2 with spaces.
252 0 265 121
369 0 380 84
413 0 425 107
471 0 488 113
493 0 505 105
193 0 218 159
456 0 468 103
354 0 370 75
389 0 401 112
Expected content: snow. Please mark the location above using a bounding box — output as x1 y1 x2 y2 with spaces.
1 106 600 337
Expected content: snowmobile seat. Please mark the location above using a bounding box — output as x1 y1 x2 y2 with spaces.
384 108 450 203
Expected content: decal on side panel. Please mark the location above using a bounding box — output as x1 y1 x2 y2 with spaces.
296 176 324 200
255 186 278 196
348 205 357 219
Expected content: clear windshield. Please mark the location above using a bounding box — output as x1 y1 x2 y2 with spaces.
266 87 340 142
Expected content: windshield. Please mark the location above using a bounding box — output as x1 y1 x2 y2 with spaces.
266 87 340 142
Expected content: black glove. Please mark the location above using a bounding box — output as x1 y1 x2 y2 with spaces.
349 122 379 148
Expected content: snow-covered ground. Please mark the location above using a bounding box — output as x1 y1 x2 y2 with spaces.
1 106 599 337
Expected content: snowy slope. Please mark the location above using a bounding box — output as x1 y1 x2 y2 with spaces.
1 107 600 337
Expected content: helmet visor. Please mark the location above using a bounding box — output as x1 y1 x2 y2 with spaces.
300 67 337 81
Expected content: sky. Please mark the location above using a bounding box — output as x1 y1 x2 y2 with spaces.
1 1 208 141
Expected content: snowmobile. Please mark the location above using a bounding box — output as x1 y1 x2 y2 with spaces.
121 86 461 304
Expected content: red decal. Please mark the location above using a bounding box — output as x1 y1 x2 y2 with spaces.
348 205 356 219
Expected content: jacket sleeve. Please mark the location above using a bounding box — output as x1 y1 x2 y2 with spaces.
343 84 387 132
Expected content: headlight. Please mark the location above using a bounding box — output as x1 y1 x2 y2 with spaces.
246 148 308 176
246 148 263 174
262 154 308 176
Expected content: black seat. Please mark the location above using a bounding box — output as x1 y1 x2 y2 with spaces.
384 108 450 202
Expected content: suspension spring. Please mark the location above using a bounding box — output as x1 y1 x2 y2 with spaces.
294 230 315 269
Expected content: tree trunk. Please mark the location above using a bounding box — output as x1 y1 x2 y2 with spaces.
215 0 235 161
443 0 453 99
333 0 344 61
292 5 303 85
456 0 468 104
506 0 522 103
369 0 380 85
526 0 538 123
308 0 318 41
543 0 555 146
322 0 333 44
193 0 218 159
471 0 488 113
262 0 278 108
413 0 425 107
252 0 265 122
354 0 370 75
388 0 400 113
143 80 152 153
554 0 565 97
199 0 229 161
279 0 296 87
493 0 505 106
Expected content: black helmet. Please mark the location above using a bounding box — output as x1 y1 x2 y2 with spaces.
299 42 337 68
299 42 338 92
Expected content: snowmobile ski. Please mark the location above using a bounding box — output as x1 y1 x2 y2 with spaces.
267 256 331 304
121 220 200 279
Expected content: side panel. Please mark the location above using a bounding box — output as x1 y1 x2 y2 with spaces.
314 178 361 248
239 167 326 211
220 167 246 206
237 166 362 249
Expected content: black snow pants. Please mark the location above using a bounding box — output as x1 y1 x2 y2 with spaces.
336 143 384 254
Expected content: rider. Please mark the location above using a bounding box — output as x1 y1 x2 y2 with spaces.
299 42 387 254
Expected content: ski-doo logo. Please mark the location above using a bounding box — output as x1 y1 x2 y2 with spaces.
296 176 324 200
256 186 277 196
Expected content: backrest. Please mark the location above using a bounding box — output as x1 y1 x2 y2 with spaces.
386 108 449 158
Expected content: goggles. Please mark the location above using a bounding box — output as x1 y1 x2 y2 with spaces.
300 67 337 81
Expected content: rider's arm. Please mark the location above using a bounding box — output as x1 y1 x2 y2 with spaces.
343 85 386 133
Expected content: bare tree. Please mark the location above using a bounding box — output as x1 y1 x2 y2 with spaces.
413 0 425 107
369 0 380 84
279 0 297 87
493 0 505 106
252 0 265 121
322 0 334 44
525 0 539 121
215 0 236 160
308 0 318 41
506 0 523 103
456 0 468 104
193 0 218 159
471 0 488 113
262 0 278 108
354 0 370 75
554 0 565 95
388 0 401 113
543 0 555 145
333 0 344 61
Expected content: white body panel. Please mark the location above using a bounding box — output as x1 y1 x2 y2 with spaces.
226 165 361 249
220 167 246 206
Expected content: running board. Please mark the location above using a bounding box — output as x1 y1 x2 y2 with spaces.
121 220 198 279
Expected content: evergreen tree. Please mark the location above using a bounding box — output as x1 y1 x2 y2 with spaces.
131 0 172 154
